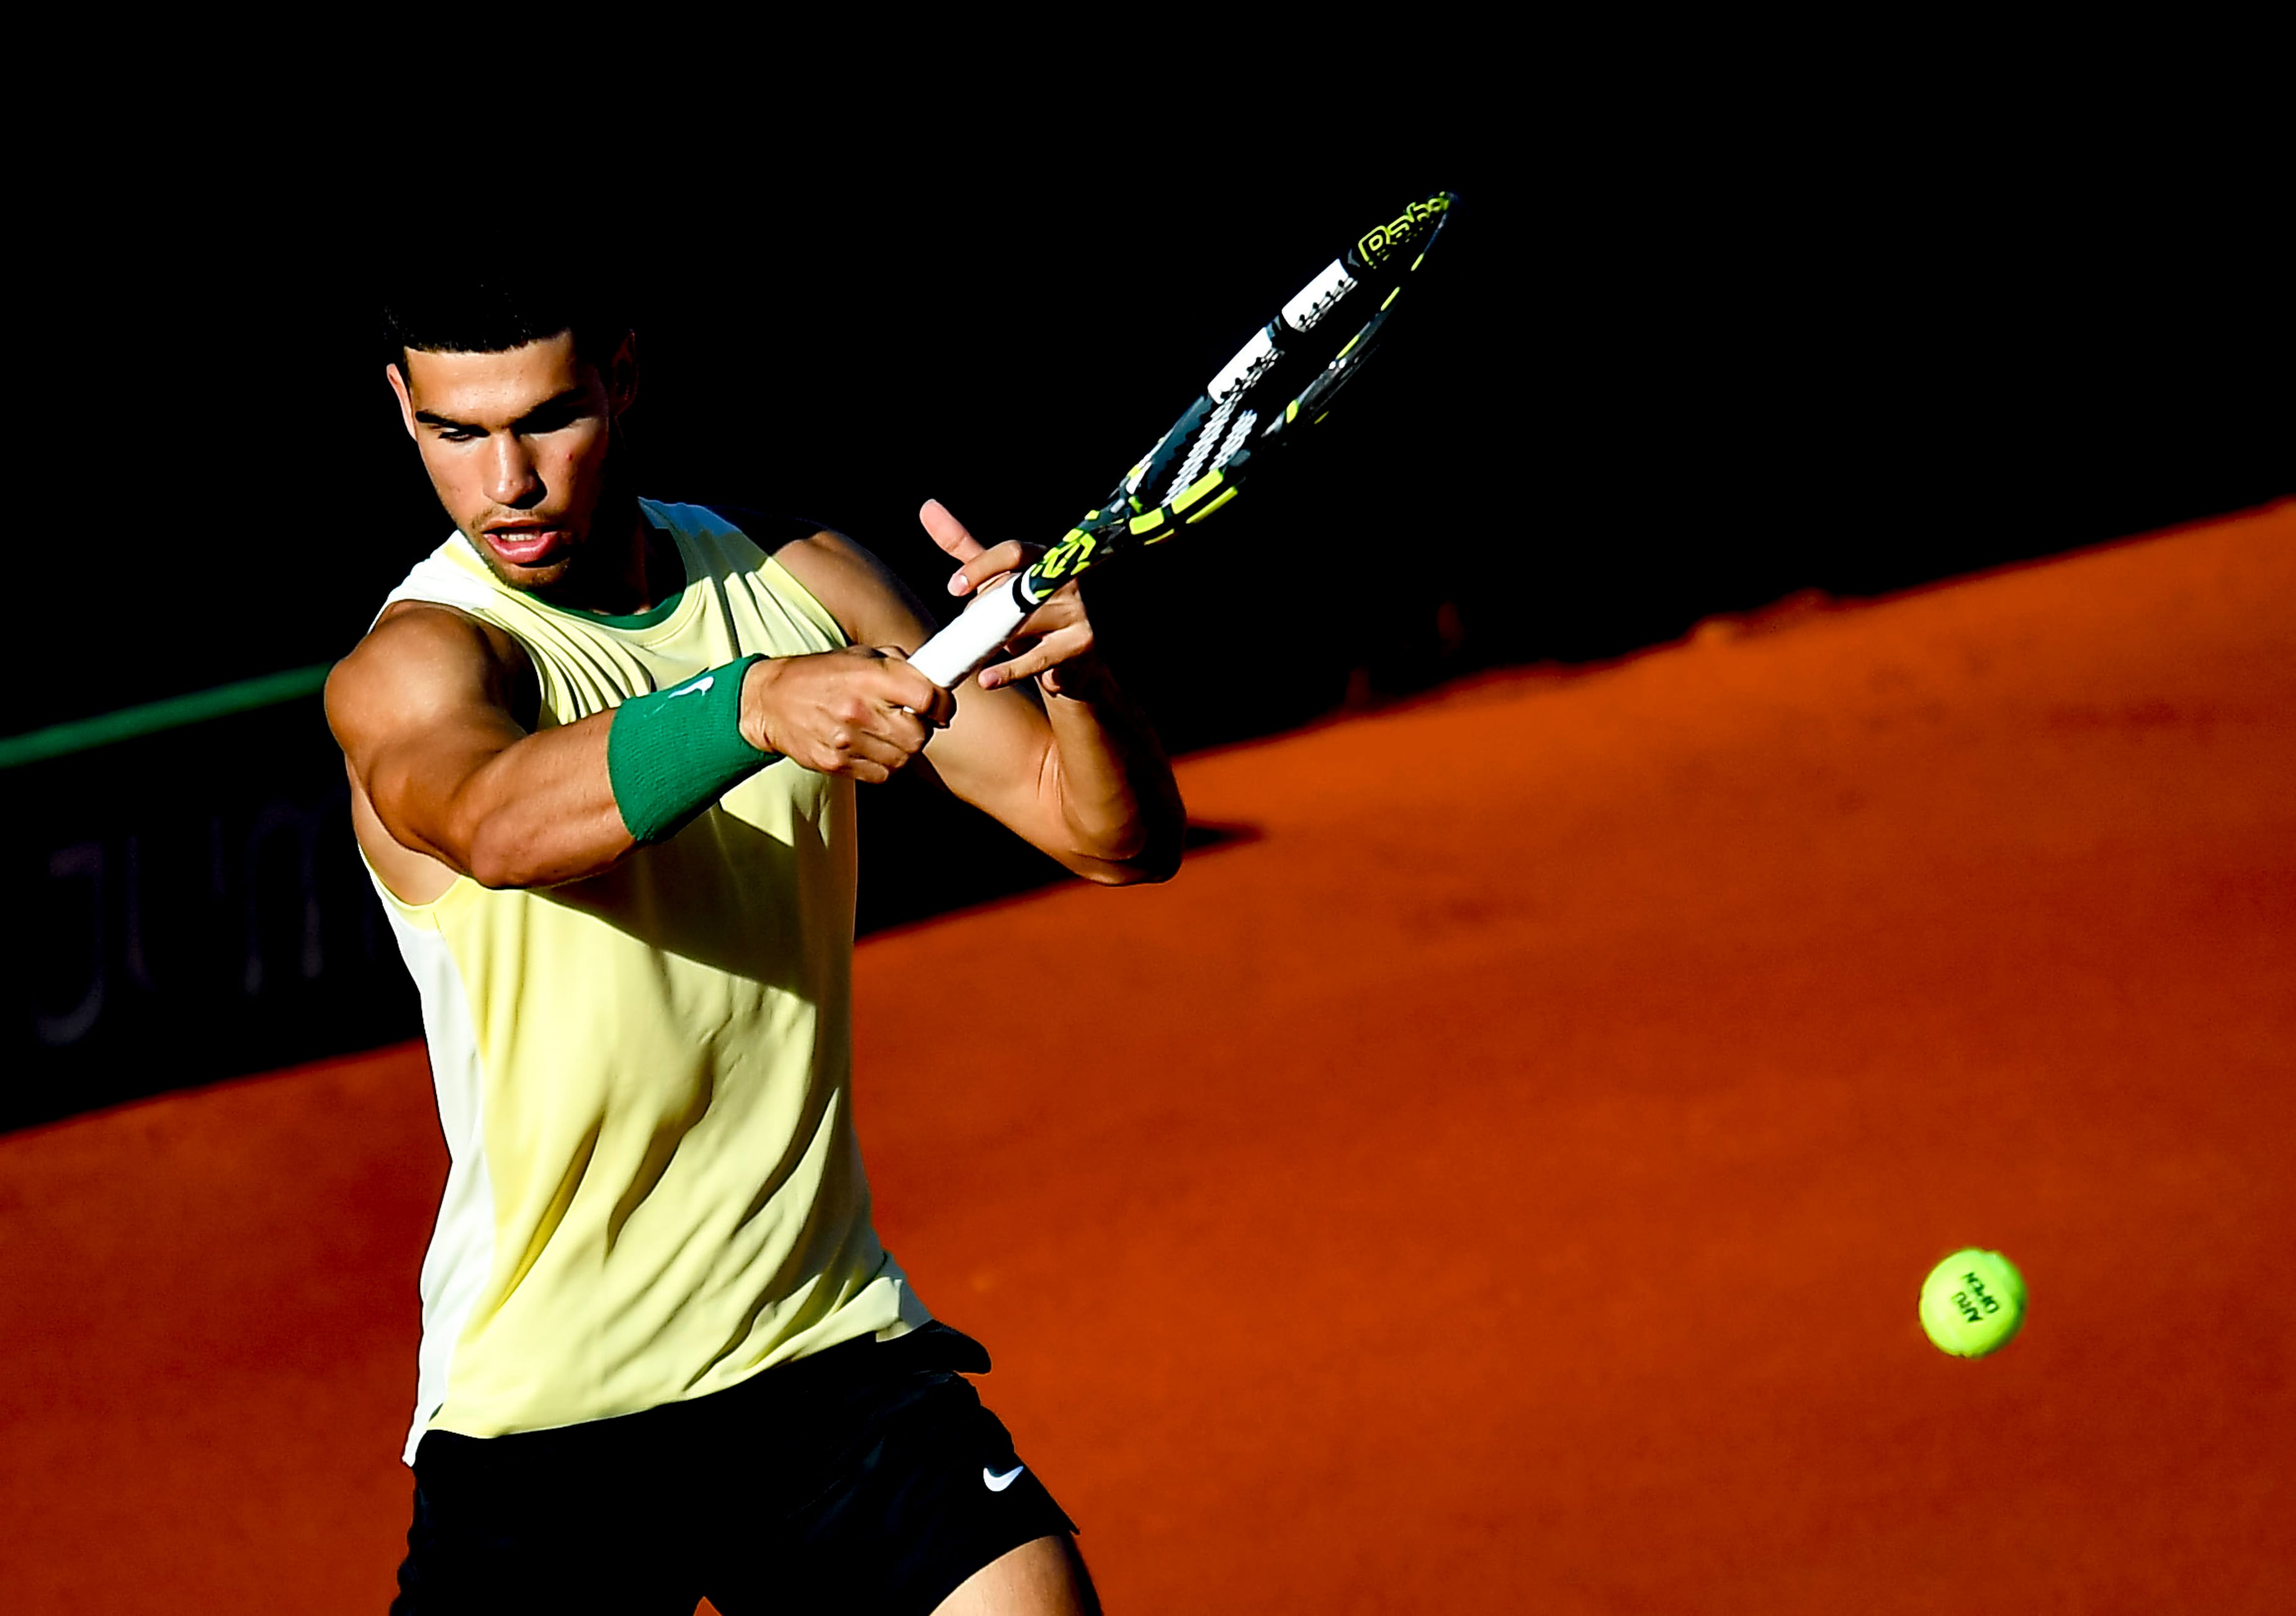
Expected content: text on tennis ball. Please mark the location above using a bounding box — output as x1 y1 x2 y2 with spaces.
1950 1272 2007 1326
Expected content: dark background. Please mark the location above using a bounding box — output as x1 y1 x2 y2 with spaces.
19 117 2285 737
6 106 2285 1128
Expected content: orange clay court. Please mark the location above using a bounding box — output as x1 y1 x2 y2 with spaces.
4 503 2291 1612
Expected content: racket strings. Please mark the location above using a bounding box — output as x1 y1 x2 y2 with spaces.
1114 200 1446 510
1162 390 1247 503
1213 406 1259 474
1133 261 1402 508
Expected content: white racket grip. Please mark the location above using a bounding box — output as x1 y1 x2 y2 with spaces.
910 578 1033 689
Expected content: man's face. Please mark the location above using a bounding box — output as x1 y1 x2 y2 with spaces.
387 330 635 592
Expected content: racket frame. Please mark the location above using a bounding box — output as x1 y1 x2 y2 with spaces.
908 191 1454 691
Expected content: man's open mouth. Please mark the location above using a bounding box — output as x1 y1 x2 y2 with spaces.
484 526 569 567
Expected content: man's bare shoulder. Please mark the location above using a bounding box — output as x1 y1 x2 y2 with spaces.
771 524 894 583
326 603 535 752
702 503 827 559
764 525 936 652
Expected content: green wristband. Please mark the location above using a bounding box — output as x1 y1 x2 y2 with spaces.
606 655 775 844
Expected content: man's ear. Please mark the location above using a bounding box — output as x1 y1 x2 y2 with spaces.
606 331 639 417
385 362 418 441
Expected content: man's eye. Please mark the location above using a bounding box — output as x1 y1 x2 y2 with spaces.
436 428 480 443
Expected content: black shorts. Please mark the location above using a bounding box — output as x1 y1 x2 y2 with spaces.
390 1323 1077 1615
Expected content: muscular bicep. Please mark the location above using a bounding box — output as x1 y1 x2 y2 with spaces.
768 526 940 654
326 604 540 866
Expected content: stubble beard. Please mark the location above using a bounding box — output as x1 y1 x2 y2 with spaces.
458 426 637 598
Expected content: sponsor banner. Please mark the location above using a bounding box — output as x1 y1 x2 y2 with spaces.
6 693 419 1133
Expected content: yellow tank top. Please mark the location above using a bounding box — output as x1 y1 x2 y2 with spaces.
369 500 929 1463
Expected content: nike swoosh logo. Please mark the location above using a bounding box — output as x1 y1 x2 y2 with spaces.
983 1464 1025 1493
666 675 714 699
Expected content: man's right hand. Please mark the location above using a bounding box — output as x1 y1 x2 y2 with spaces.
739 646 957 784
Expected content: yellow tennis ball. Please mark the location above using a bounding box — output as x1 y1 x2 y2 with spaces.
1919 1248 2027 1357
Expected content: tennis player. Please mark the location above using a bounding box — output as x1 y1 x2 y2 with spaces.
328 283 1183 1614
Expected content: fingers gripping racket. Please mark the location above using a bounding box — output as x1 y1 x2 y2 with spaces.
908 189 1459 689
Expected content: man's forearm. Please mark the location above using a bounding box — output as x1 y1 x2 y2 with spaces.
1038 679 1186 882
377 706 635 891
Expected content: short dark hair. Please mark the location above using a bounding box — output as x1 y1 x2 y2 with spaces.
382 274 629 373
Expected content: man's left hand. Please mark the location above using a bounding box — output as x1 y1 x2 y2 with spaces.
922 499 1115 700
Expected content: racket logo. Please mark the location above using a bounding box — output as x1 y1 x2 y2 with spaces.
1035 528 1098 581
1356 194 1449 267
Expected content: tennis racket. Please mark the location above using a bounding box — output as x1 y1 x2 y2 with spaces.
908 188 1460 689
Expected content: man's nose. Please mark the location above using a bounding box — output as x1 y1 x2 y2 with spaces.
487 435 544 509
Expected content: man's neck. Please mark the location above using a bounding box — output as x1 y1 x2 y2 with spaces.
529 493 681 618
